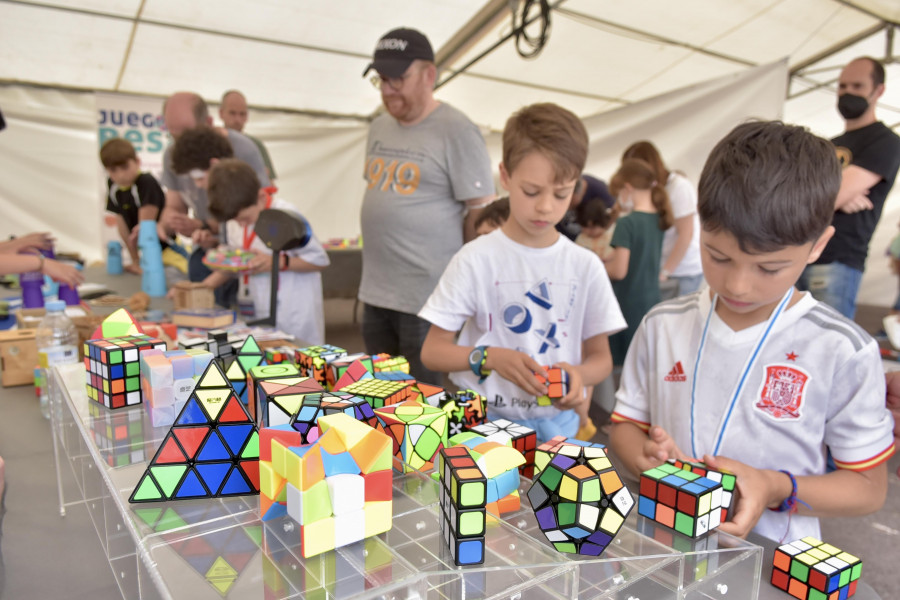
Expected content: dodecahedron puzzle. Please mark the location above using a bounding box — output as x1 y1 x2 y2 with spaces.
295 344 347 388
289 392 379 444
130 361 260 502
438 445 486 566
470 418 536 478
771 537 862 600
534 366 569 406
246 363 300 423
84 334 167 409
140 347 214 427
375 400 448 472
272 413 393 558
338 378 414 410
534 436 607 478
638 461 727 538
527 443 634 555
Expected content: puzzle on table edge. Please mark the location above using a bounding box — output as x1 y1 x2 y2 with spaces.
258 413 393 558
638 460 733 538
771 537 862 600
447 431 525 515
130 361 260 502
527 440 634 555
374 400 448 473
139 347 214 427
439 445 487 565
84 334 167 409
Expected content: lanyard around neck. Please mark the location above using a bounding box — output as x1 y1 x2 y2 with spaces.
241 188 275 285
689 287 794 458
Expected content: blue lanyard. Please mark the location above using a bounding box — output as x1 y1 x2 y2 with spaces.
689 287 794 457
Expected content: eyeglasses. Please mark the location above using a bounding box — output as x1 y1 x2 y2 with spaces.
370 71 413 91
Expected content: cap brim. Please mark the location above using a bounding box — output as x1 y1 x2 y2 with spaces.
362 58 413 79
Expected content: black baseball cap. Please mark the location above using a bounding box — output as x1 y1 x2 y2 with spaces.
582 175 616 209
362 28 434 78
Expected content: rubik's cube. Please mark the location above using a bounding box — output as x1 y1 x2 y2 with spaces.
771 537 862 600
449 431 525 515
372 353 410 373
527 442 634 556
375 400 448 472
84 334 167 409
470 418 536 478
534 366 570 406
139 347 214 427
289 392 378 444
246 363 300 423
264 345 297 366
428 389 488 437
438 445 487 565
338 378 414 409
259 413 393 558
254 375 324 427
638 461 728 538
326 353 374 390
668 459 736 521
295 344 347 387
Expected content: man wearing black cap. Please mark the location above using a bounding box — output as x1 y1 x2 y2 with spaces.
359 27 495 384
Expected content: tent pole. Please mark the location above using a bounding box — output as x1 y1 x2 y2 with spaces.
434 0 512 75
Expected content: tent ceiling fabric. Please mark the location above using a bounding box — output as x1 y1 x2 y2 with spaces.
1 0 897 130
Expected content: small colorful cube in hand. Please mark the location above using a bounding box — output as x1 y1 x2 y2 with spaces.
771 537 862 600
668 458 736 521
534 366 569 406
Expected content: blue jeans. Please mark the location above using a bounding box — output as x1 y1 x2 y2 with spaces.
516 409 579 444
798 262 863 319
361 303 439 385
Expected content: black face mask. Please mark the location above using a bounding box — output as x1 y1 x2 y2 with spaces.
837 93 869 120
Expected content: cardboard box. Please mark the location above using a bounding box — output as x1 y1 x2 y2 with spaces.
0 329 38 387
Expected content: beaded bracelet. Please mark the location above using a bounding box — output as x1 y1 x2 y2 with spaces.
771 469 800 513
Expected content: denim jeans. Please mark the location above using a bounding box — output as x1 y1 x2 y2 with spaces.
798 262 863 319
361 303 440 385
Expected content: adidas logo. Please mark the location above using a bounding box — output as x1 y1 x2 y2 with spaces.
664 361 687 382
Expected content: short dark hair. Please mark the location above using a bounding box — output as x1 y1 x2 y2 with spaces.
99 137 137 169
171 126 233 174
698 120 840 253
575 197 617 230
207 159 260 222
502 103 588 183
856 56 885 87
474 197 510 230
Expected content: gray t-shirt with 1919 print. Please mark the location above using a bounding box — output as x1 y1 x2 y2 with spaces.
359 102 494 315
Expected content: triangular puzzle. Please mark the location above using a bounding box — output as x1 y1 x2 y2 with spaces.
218 335 266 406
130 361 261 503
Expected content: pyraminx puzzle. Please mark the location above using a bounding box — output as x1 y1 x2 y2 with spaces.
130 361 260 502
84 334 167 409
217 336 266 406
527 441 634 556
771 537 862 600
638 461 730 538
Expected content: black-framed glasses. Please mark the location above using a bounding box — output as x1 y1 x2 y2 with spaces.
369 71 412 91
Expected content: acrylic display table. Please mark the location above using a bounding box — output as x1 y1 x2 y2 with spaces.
52 362 767 599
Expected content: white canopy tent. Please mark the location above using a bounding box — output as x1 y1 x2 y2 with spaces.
0 0 898 304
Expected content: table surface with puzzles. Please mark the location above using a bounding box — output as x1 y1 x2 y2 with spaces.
50 361 881 600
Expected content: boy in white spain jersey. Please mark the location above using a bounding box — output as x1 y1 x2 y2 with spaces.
609 121 895 543
419 103 626 442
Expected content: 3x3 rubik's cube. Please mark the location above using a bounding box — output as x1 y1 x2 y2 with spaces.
84 334 167 409
638 460 735 538
772 537 862 600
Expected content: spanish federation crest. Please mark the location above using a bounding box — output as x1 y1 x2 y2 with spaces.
756 365 808 419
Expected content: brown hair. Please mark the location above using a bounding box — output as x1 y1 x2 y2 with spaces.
207 159 260 222
171 126 234 174
622 140 669 186
474 197 510 230
575 197 618 230
99 137 137 169
609 158 674 231
502 103 588 183
698 120 840 253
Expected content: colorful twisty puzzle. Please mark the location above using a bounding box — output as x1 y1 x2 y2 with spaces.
130 361 260 503
638 461 733 538
771 537 862 600
84 334 167 409
439 445 487 566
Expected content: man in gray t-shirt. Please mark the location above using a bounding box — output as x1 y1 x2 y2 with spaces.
360 28 494 384
159 92 270 300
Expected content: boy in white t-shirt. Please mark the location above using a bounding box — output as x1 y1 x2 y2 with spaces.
200 159 330 344
419 103 626 441
610 121 895 542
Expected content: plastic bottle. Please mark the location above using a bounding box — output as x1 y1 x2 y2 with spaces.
36 300 79 419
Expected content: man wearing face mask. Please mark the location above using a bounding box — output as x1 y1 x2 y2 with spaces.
800 56 900 319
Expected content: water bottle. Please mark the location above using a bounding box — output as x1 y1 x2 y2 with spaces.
36 300 79 419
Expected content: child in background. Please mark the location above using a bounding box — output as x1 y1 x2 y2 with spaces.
610 121 894 542
605 158 674 366
99 138 166 274
419 103 625 442
201 159 330 344
575 197 619 261
473 197 510 237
